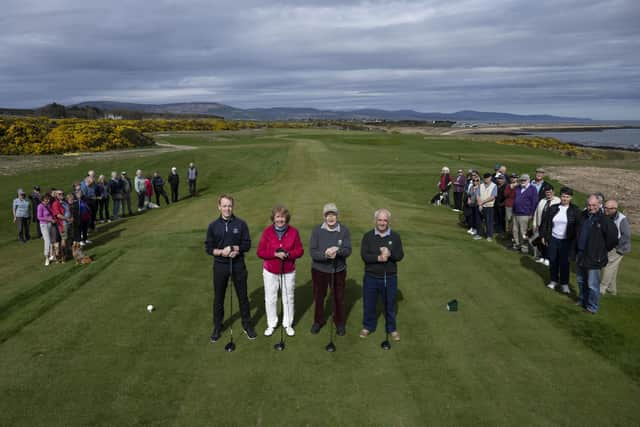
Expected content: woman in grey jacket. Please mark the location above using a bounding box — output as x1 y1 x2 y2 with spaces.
309 203 352 336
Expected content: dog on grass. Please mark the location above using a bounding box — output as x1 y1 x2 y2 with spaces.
72 242 93 265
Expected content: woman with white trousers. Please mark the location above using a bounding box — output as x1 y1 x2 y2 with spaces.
256 205 304 337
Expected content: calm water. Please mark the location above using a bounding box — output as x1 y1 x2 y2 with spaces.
529 128 640 150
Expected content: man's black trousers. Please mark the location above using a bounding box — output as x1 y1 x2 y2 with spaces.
212 261 252 331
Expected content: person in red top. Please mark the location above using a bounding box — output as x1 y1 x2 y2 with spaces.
438 166 452 207
256 205 304 337
144 178 153 208
50 190 67 262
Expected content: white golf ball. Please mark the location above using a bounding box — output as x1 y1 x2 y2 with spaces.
147 304 154 312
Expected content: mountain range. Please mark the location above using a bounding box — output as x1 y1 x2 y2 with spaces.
73 101 592 123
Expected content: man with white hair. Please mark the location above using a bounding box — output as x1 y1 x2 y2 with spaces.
168 166 179 203
511 174 538 253
187 162 198 197
134 169 146 212
575 195 618 314
360 208 404 341
600 200 631 296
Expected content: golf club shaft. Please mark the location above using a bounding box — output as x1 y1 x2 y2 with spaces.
383 270 389 342
229 256 234 343
280 259 284 344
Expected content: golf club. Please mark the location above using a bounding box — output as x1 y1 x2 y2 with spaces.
274 255 286 351
325 257 337 353
224 254 236 352
380 270 391 350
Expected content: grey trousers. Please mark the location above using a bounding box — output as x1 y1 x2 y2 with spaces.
601 249 623 295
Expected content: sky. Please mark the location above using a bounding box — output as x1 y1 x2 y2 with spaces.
1 0 639 120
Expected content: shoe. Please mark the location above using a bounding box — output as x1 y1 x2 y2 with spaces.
561 284 570 294
486 237 493 242
535 258 545 263
243 326 257 340
210 329 221 343
49 255 56 261
264 326 275 337
310 323 322 334
391 331 400 341
543 259 550 267
547 281 557 289
45 257 50 266
336 325 346 336
85 240 92 244
583 308 596 315
359 329 370 338
510 245 520 252
473 235 482 240
79 241 85 247
285 326 295 337
467 228 474 235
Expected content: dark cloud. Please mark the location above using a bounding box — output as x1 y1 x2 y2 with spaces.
0 0 638 119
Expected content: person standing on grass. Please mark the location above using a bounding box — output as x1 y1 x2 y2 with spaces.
80 173 98 231
531 186 560 265
600 200 631 296
503 173 518 241
438 166 452 207
205 194 257 342
37 194 55 266
256 205 304 337
96 174 110 224
540 187 579 294
465 174 482 237
134 170 146 211
152 171 170 206
494 173 507 234
187 162 198 196
452 169 466 212
30 185 42 238
12 189 31 243
512 174 538 253
360 208 404 341
309 203 352 336
475 172 497 242
121 171 133 217
168 167 179 203
574 194 618 314
532 168 552 201
109 171 123 220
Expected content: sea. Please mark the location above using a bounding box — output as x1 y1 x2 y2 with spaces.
527 128 640 151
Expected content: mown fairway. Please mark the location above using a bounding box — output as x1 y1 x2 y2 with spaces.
1 129 639 426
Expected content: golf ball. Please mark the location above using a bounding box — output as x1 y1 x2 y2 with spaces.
147 304 154 312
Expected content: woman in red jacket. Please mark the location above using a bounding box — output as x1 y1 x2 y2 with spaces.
257 205 304 337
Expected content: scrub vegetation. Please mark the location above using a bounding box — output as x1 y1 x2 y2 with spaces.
0 129 638 426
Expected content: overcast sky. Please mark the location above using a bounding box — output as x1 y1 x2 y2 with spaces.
1 0 639 119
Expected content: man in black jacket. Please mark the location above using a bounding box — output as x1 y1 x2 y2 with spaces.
360 208 404 341
205 194 257 341
151 172 170 206
575 194 618 314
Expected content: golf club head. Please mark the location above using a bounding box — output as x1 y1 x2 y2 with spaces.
274 341 285 351
381 340 391 350
224 341 236 352
325 342 336 353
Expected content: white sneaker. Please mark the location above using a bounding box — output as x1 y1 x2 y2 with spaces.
45 257 50 266
264 327 275 337
547 281 557 289
473 235 482 240
561 284 570 294
535 258 545 264
85 240 92 244
486 237 493 242
49 255 56 261
467 228 474 235
79 241 85 246
543 259 550 267
285 326 295 337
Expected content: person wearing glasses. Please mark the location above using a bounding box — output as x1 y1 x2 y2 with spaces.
575 194 618 314
600 200 631 296
465 175 482 237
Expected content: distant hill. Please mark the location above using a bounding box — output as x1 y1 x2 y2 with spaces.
73 101 592 123
2 101 593 123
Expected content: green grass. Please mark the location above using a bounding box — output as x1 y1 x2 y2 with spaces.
1 129 639 426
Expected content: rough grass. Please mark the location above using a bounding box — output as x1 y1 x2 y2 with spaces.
1 129 638 426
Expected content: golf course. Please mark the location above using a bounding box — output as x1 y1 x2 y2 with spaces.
1 128 639 426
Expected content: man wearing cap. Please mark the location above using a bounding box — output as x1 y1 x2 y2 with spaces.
575 194 618 314
168 167 179 203
531 185 560 265
600 200 631 296
512 174 538 253
187 162 198 197
360 208 404 341
532 168 553 201
12 189 31 243
475 172 497 241
503 173 518 239
309 203 352 335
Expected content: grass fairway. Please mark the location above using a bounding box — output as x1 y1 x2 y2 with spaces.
1 129 639 426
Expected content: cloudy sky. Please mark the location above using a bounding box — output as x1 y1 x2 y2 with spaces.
1 0 639 119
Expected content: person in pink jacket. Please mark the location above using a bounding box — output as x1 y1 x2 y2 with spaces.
256 205 304 337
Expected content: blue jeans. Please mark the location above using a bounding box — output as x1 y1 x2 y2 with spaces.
482 207 494 238
112 198 121 219
576 266 600 313
548 237 570 284
362 273 397 333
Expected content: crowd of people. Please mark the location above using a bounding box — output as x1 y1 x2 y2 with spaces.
433 164 631 314
205 195 404 342
11 163 199 265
